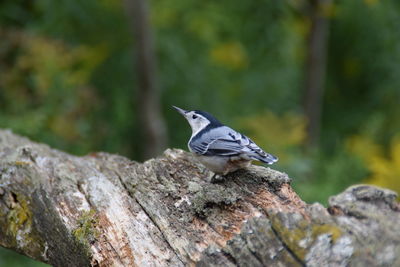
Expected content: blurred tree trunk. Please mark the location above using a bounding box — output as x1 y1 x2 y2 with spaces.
124 0 167 159
303 0 331 147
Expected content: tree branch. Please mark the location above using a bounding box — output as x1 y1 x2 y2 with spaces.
0 129 399 266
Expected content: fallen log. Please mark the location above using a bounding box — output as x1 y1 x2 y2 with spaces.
0 129 399 266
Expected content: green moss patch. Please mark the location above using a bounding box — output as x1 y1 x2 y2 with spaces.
270 213 343 261
4 192 45 259
72 209 100 253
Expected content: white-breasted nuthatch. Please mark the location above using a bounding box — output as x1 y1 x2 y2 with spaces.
173 106 278 175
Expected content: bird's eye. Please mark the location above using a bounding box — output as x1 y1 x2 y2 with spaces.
192 115 198 119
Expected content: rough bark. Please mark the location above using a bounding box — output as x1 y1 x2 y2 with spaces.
0 129 399 267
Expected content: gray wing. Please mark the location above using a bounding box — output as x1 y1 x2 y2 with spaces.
190 126 278 164
189 126 242 156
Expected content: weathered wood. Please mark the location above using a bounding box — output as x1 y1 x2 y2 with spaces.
0 129 399 266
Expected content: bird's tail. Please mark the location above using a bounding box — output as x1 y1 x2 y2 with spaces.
252 153 278 165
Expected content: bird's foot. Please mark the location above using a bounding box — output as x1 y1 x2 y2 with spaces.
209 173 226 183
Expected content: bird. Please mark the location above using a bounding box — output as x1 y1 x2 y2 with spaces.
173 106 278 175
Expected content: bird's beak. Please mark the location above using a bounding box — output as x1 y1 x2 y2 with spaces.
172 106 188 116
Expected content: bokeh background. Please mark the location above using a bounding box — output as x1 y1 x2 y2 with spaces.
1 0 400 265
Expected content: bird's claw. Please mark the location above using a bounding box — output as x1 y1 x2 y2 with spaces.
209 173 225 183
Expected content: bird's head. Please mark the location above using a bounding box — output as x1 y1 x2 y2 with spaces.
173 106 222 135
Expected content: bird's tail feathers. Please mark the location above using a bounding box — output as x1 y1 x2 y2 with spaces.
251 153 278 165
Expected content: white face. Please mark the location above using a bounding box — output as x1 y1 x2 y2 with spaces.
184 111 210 136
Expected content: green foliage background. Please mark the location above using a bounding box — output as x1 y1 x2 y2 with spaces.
1 0 400 265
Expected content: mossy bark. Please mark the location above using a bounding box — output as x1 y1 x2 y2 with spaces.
0 129 399 266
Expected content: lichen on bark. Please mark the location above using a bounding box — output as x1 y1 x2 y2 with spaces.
0 129 399 267
72 209 100 255
0 163 46 261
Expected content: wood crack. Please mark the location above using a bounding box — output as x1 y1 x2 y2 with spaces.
111 169 185 265
76 180 94 208
269 223 306 267
134 196 185 265
246 243 265 266
221 249 238 265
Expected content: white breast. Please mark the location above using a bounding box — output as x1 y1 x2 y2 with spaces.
194 155 252 175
